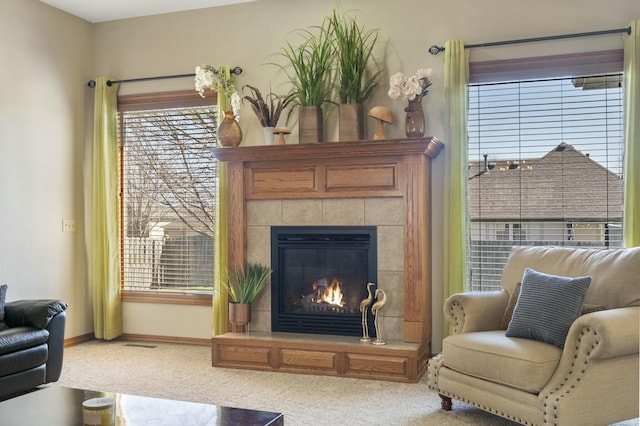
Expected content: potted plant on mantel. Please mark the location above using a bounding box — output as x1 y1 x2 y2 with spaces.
222 262 272 332
277 20 334 144
242 85 293 145
327 8 381 141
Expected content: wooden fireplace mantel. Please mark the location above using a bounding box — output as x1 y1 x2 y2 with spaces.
212 137 443 163
211 137 443 382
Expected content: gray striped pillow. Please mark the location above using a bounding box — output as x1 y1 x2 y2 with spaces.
505 268 591 348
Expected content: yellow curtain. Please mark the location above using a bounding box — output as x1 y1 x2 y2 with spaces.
91 77 123 340
442 41 470 337
213 65 233 335
624 20 640 247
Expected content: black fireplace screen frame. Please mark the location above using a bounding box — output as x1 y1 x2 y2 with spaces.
270 226 377 337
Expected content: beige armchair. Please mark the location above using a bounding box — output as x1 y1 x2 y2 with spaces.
427 246 639 425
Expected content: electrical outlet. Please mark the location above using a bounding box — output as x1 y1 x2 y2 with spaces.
62 219 76 232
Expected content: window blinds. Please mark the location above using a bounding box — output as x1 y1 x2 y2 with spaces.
119 105 217 293
467 73 624 291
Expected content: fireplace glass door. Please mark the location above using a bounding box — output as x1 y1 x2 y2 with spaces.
271 226 377 337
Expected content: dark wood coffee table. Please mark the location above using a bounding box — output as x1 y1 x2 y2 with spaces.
0 386 284 425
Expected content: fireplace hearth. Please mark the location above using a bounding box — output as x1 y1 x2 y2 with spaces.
271 226 377 337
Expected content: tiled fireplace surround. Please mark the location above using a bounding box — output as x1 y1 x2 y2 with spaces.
247 196 405 336
211 138 443 382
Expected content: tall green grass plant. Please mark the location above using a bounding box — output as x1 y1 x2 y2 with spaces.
277 21 335 109
328 9 381 104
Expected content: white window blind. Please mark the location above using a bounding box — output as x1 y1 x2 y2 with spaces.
467 73 624 291
119 93 217 294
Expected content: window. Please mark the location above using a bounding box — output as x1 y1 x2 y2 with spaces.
467 53 624 292
118 91 218 301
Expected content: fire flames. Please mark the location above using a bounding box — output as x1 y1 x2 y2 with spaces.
311 278 345 307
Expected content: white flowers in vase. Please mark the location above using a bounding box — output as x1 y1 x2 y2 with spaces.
388 68 433 101
195 65 241 121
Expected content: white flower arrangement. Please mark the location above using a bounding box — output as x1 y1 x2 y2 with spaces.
230 92 241 120
388 68 433 101
195 65 241 120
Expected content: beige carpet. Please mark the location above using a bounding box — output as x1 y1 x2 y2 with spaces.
53 340 638 426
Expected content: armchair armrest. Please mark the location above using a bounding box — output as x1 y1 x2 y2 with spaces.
4 299 68 329
566 306 639 361
540 306 639 423
444 290 509 334
44 310 67 382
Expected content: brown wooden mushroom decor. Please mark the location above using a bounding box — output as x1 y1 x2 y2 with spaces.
273 127 291 145
368 106 394 140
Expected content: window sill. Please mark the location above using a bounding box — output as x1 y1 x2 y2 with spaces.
122 290 212 306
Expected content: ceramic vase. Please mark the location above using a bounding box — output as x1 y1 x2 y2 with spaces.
263 126 275 145
217 110 242 148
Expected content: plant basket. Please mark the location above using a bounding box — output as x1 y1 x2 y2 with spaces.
229 302 251 333
339 103 364 141
299 106 324 143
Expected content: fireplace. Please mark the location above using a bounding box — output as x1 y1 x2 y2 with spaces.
211 138 442 382
270 226 377 337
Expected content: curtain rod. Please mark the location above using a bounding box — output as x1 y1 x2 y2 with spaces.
87 66 243 88
428 27 631 55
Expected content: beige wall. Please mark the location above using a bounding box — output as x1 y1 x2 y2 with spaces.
0 0 94 339
1 0 638 349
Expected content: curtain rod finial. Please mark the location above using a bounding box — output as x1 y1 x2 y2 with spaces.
429 45 445 55
87 79 113 87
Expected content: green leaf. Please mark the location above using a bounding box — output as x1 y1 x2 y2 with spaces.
221 263 272 304
327 8 381 104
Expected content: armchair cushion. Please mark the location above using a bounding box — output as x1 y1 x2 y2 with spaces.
443 330 562 393
4 300 68 329
505 268 591 348
500 246 639 308
0 327 49 357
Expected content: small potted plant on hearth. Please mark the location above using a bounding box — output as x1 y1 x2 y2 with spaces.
222 262 272 332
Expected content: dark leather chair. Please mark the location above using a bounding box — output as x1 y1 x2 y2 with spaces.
0 299 68 400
